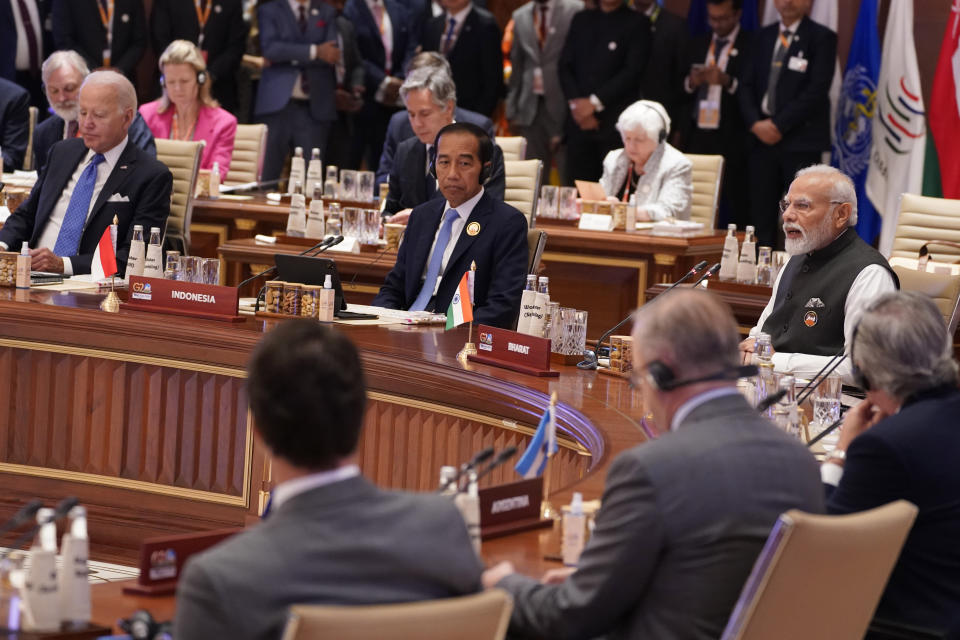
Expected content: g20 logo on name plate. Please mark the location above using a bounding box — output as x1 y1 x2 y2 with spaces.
479 331 494 351
130 281 153 300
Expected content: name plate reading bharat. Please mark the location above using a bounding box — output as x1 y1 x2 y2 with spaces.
479 477 553 540
467 324 558 377
124 276 242 322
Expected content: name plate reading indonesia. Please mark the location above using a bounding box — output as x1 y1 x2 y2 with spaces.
578 212 615 232
467 324 558 377
479 478 552 539
124 276 242 321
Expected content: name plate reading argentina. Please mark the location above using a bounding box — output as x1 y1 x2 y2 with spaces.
578 212 615 232
467 324 558 377
124 276 242 321
478 477 553 540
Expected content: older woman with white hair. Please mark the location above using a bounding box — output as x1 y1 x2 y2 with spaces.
140 40 237 179
599 100 692 221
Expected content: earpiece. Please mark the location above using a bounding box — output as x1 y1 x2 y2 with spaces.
639 101 668 144
159 70 207 88
427 122 495 185
646 360 758 391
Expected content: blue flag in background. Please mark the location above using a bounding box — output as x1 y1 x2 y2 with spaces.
831 0 881 244
687 0 759 38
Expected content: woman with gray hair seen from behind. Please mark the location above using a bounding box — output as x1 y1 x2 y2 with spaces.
824 290 960 636
599 99 692 221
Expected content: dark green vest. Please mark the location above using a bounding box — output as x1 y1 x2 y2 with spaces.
761 229 898 356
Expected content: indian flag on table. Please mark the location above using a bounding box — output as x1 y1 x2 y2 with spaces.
445 271 473 329
91 225 118 280
514 403 558 479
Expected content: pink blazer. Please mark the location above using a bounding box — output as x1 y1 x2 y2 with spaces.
139 101 237 180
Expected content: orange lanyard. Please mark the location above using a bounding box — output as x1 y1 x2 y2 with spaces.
777 30 791 50
621 165 633 203
96 0 114 35
194 0 212 29
171 114 196 141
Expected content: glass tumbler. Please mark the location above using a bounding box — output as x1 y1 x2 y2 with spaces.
339 169 357 200
358 171 376 202
539 186 558 218
558 186 578 220
362 209 381 245
201 258 221 286
343 207 361 238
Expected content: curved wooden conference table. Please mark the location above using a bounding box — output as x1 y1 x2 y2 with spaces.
0 287 649 629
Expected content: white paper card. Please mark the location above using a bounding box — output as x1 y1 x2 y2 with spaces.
578 213 614 232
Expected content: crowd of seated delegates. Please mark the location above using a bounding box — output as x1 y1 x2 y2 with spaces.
0 0 834 234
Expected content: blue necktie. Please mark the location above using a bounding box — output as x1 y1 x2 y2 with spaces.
442 16 457 55
410 209 459 311
54 153 105 257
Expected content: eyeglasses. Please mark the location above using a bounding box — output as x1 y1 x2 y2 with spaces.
778 198 846 214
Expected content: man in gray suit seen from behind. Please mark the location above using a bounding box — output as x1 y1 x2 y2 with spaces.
506 0 582 185
483 288 824 639
174 321 483 640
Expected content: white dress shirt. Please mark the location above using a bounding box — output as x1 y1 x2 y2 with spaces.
269 464 361 512
420 186 484 296
440 4 473 52
9 0 42 72
761 20 800 116
749 252 897 384
19 137 128 276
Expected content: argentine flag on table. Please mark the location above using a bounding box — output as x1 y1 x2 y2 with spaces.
445 271 474 329
514 404 558 479
831 0 880 243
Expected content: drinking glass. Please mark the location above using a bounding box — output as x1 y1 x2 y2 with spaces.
201 258 221 286
810 373 842 438
361 209 381 245
358 171 376 202
164 251 182 280
324 166 339 197
558 187 578 220
326 208 342 237
339 169 357 200
181 255 201 283
559 307 577 355
572 310 588 356
539 186 558 218
542 301 560 341
343 207 361 238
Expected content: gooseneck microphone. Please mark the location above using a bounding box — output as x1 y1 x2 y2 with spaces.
577 260 709 370
475 447 519 482
3 497 79 555
238 235 338 290
692 263 721 287
796 353 848 405
438 447 496 493
0 500 43 538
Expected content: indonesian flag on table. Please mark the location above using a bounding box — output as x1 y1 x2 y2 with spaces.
445 271 473 330
929 1 960 199
91 226 118 280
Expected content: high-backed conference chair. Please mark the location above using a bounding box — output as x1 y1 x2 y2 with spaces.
227 123 268 185
280 590 513 640
891 261 960 335
495 136 527 162
504 158 542 228
889 193 960 261
721 501 918 640
684 153 724 229
155 139 204 254
527 229 547 274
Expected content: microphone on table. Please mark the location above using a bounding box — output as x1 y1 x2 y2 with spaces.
578 260 709 370
0 499 43 538
313 235 344 255
438 447 496 493
238 235 338 290
475 447 519 482
807 416 844 448
3 497 79 555
692 263 721 287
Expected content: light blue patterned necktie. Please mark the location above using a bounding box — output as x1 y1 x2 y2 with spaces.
410 208 460 311
54 153 106 257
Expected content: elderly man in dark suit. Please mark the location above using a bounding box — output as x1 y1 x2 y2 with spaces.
0 71 171 276
374 122 526 329
50 0 146 80
150 0 247 112
256 0 341 182
824 291 960 636
32 50 155 173
0 77 29 172
174 320 483 640
383 69 505 219
484 288 824 638
738 0 835 247
376 51 493 187
422 0 502 118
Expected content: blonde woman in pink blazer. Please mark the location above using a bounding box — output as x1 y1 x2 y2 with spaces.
140 40 237 179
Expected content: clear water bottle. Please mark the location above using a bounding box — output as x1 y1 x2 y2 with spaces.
537 276 550 297
756 246 774 286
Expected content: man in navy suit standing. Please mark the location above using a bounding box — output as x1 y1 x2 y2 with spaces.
0 70 171 276
373 122 527 329
256 0 341 182
824 291 960 635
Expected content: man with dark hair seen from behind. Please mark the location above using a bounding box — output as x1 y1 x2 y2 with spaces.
484 289 823 639
174 321 483 640
824 291 960 636
373 122 527 329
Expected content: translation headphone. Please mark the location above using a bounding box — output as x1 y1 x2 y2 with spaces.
428 122 494 184
159 70 207 88
645 360 758 391
639 101 668 144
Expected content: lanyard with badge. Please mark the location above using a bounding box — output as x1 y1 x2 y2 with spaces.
697 36 733 130
194 0 212 54
97 0 115 67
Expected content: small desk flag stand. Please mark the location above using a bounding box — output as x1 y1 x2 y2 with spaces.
100 215 120 313
541 391 559 520
456 261 478 364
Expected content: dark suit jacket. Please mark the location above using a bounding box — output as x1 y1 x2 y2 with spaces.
558 6 649 135
0 137 172 275
343 0 415 99
738 16 836 153
32 111 156 173
0 77 29 171
255 0 338 121
376 106 494 185
499 393 824 639
336 14 365 91
373 191 527 328
0 0 53 81
173 475 483 640
150 0 246 111
640 7 687 129
826 386 960 632
384 135 506 215
51 0 146 79
679 28 753 151
423 7 503 117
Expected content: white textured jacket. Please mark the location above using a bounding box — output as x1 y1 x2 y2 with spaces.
599 143 693 221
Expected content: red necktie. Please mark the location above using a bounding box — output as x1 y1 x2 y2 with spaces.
536 3 548 50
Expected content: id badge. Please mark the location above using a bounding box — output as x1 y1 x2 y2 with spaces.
201 49 209 63
787 55 808 73
533 67 544 95
102 48 111 67
697 99 720 130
